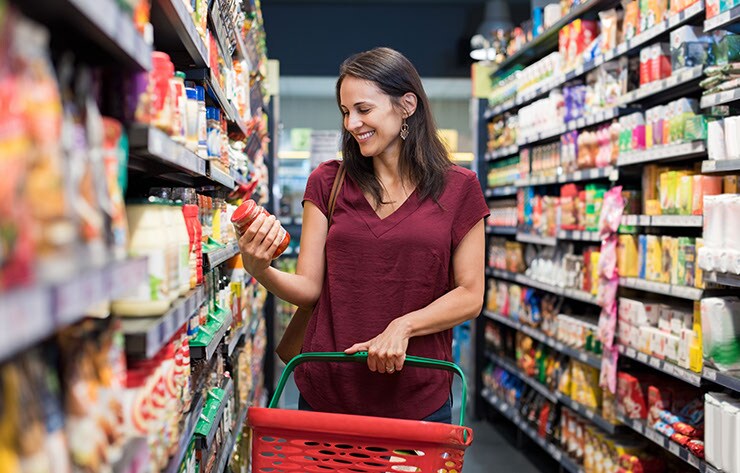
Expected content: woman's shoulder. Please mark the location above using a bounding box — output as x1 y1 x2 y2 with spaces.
307 159 342 186
444 164 478 185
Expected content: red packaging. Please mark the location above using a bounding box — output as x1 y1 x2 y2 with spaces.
671 433 691 446
687 440 705 458
617 373 648 419
640 47 652 85
647 385 672 425
673 421 698 437
650 44 673 82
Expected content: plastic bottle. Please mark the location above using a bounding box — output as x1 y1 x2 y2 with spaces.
170 71 187 143
231 200 291 258
196 86 208 159
112 198 172 316
206 107 221 160
171 200 191 296
184 87 199 152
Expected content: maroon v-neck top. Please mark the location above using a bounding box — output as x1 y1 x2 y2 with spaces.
295 159 489 420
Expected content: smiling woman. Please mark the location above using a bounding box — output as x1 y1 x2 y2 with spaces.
237 46 489 424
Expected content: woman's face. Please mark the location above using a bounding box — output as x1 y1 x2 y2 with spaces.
339 76 404 160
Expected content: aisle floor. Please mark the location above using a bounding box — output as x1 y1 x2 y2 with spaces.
278 374 554 472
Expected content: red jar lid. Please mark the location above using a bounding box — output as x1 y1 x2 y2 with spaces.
231 200 258 224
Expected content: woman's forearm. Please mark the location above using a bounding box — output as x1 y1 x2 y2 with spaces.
252 266 322 308
395 286 483 339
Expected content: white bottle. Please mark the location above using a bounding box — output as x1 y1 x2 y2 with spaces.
112 199 171 316
172 201 192 296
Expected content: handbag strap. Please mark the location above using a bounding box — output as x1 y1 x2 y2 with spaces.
327 161 346 227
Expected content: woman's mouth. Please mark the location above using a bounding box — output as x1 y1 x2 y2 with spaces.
355 131 375 143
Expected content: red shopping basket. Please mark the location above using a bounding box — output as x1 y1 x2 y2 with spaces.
248 352 473 472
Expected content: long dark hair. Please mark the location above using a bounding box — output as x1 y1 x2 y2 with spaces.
335 47 452 208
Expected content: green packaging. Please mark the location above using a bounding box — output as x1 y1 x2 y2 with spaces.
678 237 695 287
683 115 707 141
677 174 694 215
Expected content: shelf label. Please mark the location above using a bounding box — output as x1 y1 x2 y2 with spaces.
632 419 643 432
584 409 595 420
579 352 588 363
687 454 701 468
721 90 736 103
637 352 648 363
703 368 717 381
668 442 681 456
645 428 663 444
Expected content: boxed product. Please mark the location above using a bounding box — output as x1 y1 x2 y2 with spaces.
701 297 740 371
617 372 648 419
650 43 673 83
640 0 667 31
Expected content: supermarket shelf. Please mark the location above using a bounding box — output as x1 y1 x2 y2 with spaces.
486 145 519 161
516 173 559 187
113 438 148 473
704 271 740 288
556 392 619 434
701 159 740 173
563 287 600 305
0 258 147 364
21 0 151 70
617 414 704 470
197 379 234 450
486 267 520 283
705 3 740 31
190 311 234 360
559 166 618 184
617 344 702 387
484 2 705 122
486 226 518 236
518 125 566 146
557 230 601 242
516 232 557 246
226 323 248 357
566 109 620 133
700 87 740 108
618 66 704 106
702 367 740 393
486 268 602 306
184 69 249 136
121 286 206 359
484 311 602 369
619 277 704 300
491 0 610 78
616 141 707 167
484 99 517 120
215 405 247 473
208 163 235 189
129 126 207 177
486 185 519 198
621 214 703 227
203 241 240 271
487 352 559 403
163 394 206 473
481 389 584 473
151 0 208 67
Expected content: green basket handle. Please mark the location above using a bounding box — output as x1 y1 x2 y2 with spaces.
269 351 468 428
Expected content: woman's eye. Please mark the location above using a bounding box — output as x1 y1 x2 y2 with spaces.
358 109 370 114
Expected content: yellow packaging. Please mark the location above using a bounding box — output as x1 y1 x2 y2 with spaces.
645 199 661 216
591 251 601 296
695 237 704 289
724 175 739 193
646 235 663 282
642 165 660 211
661 236 678 285
677 174 693 215
689 301 703 373
618 235 639 277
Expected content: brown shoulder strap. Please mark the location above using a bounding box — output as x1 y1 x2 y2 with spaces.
327 161 346 227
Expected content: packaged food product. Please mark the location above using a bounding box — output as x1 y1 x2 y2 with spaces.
231 200 290 258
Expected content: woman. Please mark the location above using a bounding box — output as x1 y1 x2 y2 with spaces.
238 47 489 423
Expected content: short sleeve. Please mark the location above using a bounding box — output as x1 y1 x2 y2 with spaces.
451 171 490 249
302 160 341 217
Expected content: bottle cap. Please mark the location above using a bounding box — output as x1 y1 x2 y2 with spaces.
175 71 186 79
185 87 197 100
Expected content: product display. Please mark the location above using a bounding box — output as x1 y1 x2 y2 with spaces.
478 1 740 471
0 1 274 472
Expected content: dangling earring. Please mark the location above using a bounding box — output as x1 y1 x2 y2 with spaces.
400 116 409 140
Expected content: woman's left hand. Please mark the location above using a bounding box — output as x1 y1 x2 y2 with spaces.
344 319 410 374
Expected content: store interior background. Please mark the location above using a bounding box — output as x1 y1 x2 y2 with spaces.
260 0 526 219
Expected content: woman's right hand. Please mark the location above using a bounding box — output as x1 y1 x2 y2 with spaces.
237 212 284 277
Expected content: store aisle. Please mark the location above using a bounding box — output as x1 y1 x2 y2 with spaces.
279 373 553 472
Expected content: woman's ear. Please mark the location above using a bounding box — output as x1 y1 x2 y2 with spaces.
402 92 418 117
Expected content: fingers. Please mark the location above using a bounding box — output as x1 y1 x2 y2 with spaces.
367 347 406 374
344 343 368 354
